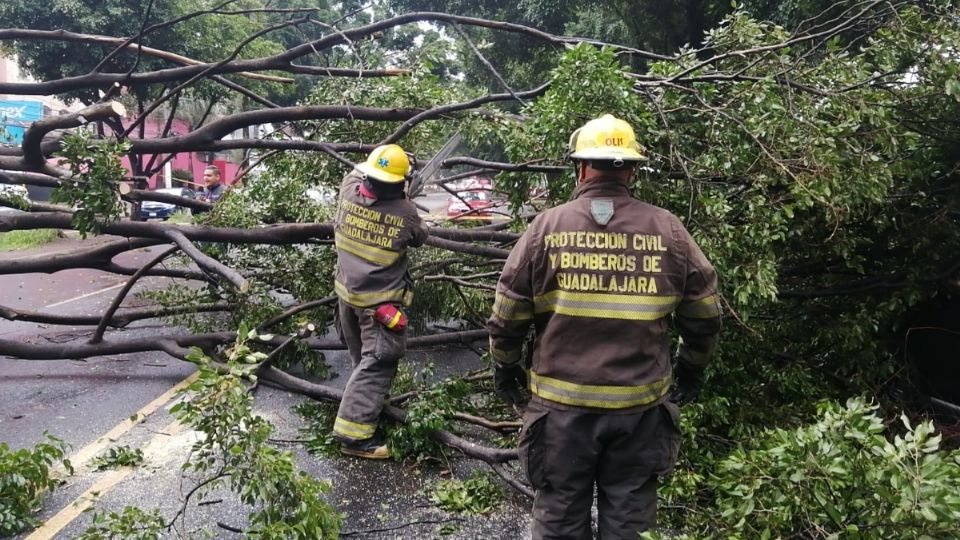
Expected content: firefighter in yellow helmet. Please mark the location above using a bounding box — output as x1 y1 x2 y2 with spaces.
487 114 722 538
332 144 428 459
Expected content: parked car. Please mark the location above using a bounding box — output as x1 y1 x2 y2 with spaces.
0 184 30 215
0 183 30 203
447 189 494 219
446 176 493 192
138 187 196 220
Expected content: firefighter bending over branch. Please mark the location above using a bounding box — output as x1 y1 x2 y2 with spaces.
332 144 428 459
487 114 723 539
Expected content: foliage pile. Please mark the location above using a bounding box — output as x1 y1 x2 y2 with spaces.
91 445 145 471
430 470 504 515
389 376 476 461
295 400 341 457
80 327 342 538
646 398 960 539
76 507 167 540
485 6 960 532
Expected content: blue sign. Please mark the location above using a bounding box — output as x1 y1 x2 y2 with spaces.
0 100 44 145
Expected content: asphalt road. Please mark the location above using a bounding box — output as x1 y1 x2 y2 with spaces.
418 191 450 220
0 238 195 452
0 235 533 539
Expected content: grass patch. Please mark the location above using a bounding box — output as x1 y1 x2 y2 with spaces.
167 209 193 224
0 229 61 251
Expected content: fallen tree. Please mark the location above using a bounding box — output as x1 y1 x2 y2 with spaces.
2 1 960 538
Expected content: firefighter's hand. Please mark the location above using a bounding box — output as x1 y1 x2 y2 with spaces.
493 363 528 406
670 362 705 406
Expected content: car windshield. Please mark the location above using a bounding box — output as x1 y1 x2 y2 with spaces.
156 188 193 198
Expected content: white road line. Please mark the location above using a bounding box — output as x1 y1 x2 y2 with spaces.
28 372 198 539
26 418 189 540
43 283 126 309
61 372 199 472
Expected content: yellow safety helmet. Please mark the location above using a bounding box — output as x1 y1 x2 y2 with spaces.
355 144 411 184
568 114 645 163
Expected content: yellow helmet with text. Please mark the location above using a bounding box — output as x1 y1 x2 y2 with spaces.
355 144 411 184
568 114 645 163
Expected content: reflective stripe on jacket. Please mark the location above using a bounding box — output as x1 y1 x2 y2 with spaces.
487 177 722 411
334 172 428 308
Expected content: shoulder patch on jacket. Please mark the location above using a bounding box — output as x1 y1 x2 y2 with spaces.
590 199 615 226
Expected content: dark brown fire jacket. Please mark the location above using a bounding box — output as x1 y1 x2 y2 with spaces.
487 177 722 411
334 172 428 308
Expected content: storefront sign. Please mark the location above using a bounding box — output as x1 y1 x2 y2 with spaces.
0 100 43 145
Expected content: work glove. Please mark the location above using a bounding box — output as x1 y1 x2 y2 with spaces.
494 363 529 406
669 362 705 406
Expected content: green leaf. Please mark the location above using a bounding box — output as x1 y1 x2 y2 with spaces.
945 79 960 100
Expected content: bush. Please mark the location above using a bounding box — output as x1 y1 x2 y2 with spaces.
0 434 72 536
649 398 960 539
81 327 342 539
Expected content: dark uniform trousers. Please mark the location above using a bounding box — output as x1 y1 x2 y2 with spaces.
334 299 406 439
519 400 682 540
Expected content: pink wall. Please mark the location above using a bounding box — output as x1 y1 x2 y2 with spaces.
120 117 242 190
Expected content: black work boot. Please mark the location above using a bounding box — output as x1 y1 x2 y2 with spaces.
338 434 390 460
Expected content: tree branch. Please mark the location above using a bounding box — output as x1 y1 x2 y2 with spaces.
424 275 497 291
452 412 521 433
0 331 237 360
90 245 180 344
0 236 164 275
123 16 314 138
0 212 334 244
260 366 517 463
441 157 569 173
451 22 526 107
20 102 126 169
488 462 533 498
0 328 489 361
425 237 510 259
380 83 550 145
257 296 337 331
164 229 249 292
0 302 231 328
0 12 669 97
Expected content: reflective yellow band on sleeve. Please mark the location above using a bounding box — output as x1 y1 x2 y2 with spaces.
529 371 671 409
334 416 377 440
676 294 721 319
335 280 414 308
335 233 401 266
492 291 533 321
534 290 679 321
